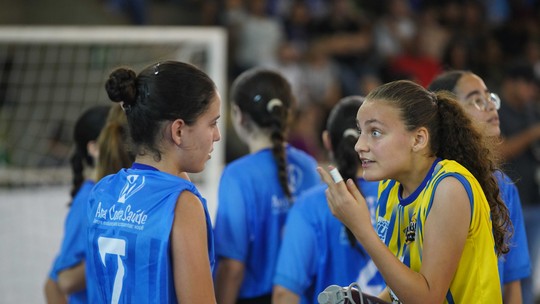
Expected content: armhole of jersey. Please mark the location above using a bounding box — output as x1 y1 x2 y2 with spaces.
426 173 474 226
377 180 396 218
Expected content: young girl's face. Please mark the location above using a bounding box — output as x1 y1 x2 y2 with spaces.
355 99 416 181
179 92 222 173
454 73 500 137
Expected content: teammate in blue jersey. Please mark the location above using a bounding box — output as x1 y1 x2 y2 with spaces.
44 105 110 304
428 70 531 303
213 68 321 304
318 80 512 303
273 96 386 304
86 61 221 303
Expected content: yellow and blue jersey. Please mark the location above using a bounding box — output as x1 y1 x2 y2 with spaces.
376 159 501 304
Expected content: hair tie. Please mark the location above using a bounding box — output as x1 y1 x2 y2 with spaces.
343 128 359 139
121 102 131 113
429 91 438 106
266 98 283 112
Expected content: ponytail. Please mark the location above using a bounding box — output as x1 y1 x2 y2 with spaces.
434 92 511 255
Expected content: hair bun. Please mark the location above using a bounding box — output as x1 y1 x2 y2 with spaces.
105 68 137 105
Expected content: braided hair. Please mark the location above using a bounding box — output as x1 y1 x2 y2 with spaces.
230 68 294 199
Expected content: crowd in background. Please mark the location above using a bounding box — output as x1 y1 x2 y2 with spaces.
65 0 540 165
171 0 540 164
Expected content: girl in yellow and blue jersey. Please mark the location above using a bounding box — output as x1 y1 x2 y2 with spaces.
318 80 511 304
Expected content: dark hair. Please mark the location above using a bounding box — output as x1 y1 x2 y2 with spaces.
230 68 294 198
366 80 510 255
326 96 363 183
326 95 365 251
105 60 217 160
70 105 110 199
503 63 537 83
427 70 467 94
96 104 135 180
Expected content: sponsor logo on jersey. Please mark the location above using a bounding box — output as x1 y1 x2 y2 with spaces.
287 164 303 193
376 216 389 243
118 175 145 203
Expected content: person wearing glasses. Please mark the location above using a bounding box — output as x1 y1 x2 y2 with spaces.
428 70 531 304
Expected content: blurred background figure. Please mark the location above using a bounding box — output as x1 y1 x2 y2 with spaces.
273 96 385 304
497 63 540 304
44 105 110 303
213 68 320 304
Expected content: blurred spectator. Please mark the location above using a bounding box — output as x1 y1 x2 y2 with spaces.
373 0 416 60
498 63 540 205
233 0 284 74
266 0 329 19
386 31 442 87
301 42 341 109
281 0 315 56
416 4 450 62
309 0 373 96
105 0 147 25
265 42 307 107
497 63 540 304
441 35 477 71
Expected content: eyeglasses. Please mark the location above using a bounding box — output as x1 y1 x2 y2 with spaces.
466 92 501 111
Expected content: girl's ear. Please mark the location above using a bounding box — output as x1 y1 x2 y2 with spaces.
322 130 332 152
412 127 429 152
231 104 248 126
170 118 185 146
87 140 99 160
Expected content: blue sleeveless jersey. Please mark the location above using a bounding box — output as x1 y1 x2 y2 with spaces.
213 145 321 298
49 180 94 304
495 171 531 285
274 178 386 304
86 165 214 303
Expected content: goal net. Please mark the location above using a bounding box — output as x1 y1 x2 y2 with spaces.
0 26 227 194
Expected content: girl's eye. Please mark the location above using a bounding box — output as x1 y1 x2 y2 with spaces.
371 130 381 137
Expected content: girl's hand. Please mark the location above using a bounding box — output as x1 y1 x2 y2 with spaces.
317 166 372 235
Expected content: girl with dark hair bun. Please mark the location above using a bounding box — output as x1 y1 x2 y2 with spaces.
273 96 386 304
319 80 511 303
86 61 221 303
213 68 320 304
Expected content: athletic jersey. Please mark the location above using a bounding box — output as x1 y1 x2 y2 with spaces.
274 178 386 304
213 145 320 299
49 180 94 304
86 163 214 303
376 159 502 304
495 171 531 285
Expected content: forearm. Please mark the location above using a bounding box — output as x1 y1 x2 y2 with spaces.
503 281 522 304
499 127 540 161
272 285 300 304
57 262 86 294
215 259 245 304
44 278 67 304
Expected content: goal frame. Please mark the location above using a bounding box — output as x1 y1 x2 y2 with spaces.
0 26 227 205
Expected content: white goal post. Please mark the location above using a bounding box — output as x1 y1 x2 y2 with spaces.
0 26 227 201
